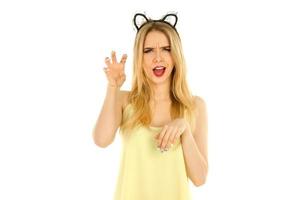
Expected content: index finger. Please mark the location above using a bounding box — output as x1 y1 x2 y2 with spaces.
111 50 117 64
155 125 168 143
120 54 127 66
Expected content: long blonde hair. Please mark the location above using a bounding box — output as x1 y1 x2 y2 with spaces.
120 21 196 134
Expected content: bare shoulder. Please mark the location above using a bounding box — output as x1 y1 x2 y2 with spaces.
193 95 207 115
120 90 131 110
193 95 206 104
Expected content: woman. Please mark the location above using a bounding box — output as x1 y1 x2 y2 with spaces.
93 12 208 200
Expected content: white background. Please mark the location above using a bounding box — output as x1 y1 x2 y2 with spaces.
0 0 299 199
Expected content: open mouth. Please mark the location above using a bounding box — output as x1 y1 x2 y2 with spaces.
152 66 166 77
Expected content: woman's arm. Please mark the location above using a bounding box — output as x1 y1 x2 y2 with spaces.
93 51 127 148
181 96 208 186
92 86 125 148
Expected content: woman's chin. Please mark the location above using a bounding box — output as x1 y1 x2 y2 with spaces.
149 74 171 84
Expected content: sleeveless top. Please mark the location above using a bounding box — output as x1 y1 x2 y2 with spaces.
113 103 192 200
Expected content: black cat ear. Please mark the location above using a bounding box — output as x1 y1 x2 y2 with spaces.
133 13 149 31
161 13 178 27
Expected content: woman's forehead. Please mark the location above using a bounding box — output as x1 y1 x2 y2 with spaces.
144 31 170 47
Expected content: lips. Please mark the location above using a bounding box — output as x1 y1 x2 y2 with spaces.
153 66 166 77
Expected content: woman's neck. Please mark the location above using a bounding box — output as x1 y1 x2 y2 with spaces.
150 80 171 102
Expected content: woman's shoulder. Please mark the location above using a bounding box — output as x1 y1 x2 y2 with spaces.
120 90 131 110
192 95 207 114
193 95 206 104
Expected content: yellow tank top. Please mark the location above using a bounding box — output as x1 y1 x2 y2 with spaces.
113 104 192 200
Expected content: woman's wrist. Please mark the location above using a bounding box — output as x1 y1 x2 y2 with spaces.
182 120 192 138
107 84 120 89
106 84 121 94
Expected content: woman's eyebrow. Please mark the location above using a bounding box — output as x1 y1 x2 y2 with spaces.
144 46 171 49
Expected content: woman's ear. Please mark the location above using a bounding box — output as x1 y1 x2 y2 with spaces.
133 13 149 31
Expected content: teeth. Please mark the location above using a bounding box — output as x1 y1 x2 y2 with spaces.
154 66 165 70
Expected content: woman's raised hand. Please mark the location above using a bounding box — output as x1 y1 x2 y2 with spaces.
103 51 127 88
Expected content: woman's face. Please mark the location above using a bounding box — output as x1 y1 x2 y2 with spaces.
142 30 174 85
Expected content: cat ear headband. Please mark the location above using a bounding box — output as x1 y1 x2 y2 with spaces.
133 13 179 34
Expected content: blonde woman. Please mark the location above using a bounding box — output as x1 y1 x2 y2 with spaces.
93 12 208 200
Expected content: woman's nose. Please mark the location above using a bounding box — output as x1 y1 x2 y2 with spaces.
154 50 162 62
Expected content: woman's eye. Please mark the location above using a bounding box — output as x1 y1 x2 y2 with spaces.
143 48 170 53
144 49 152 53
